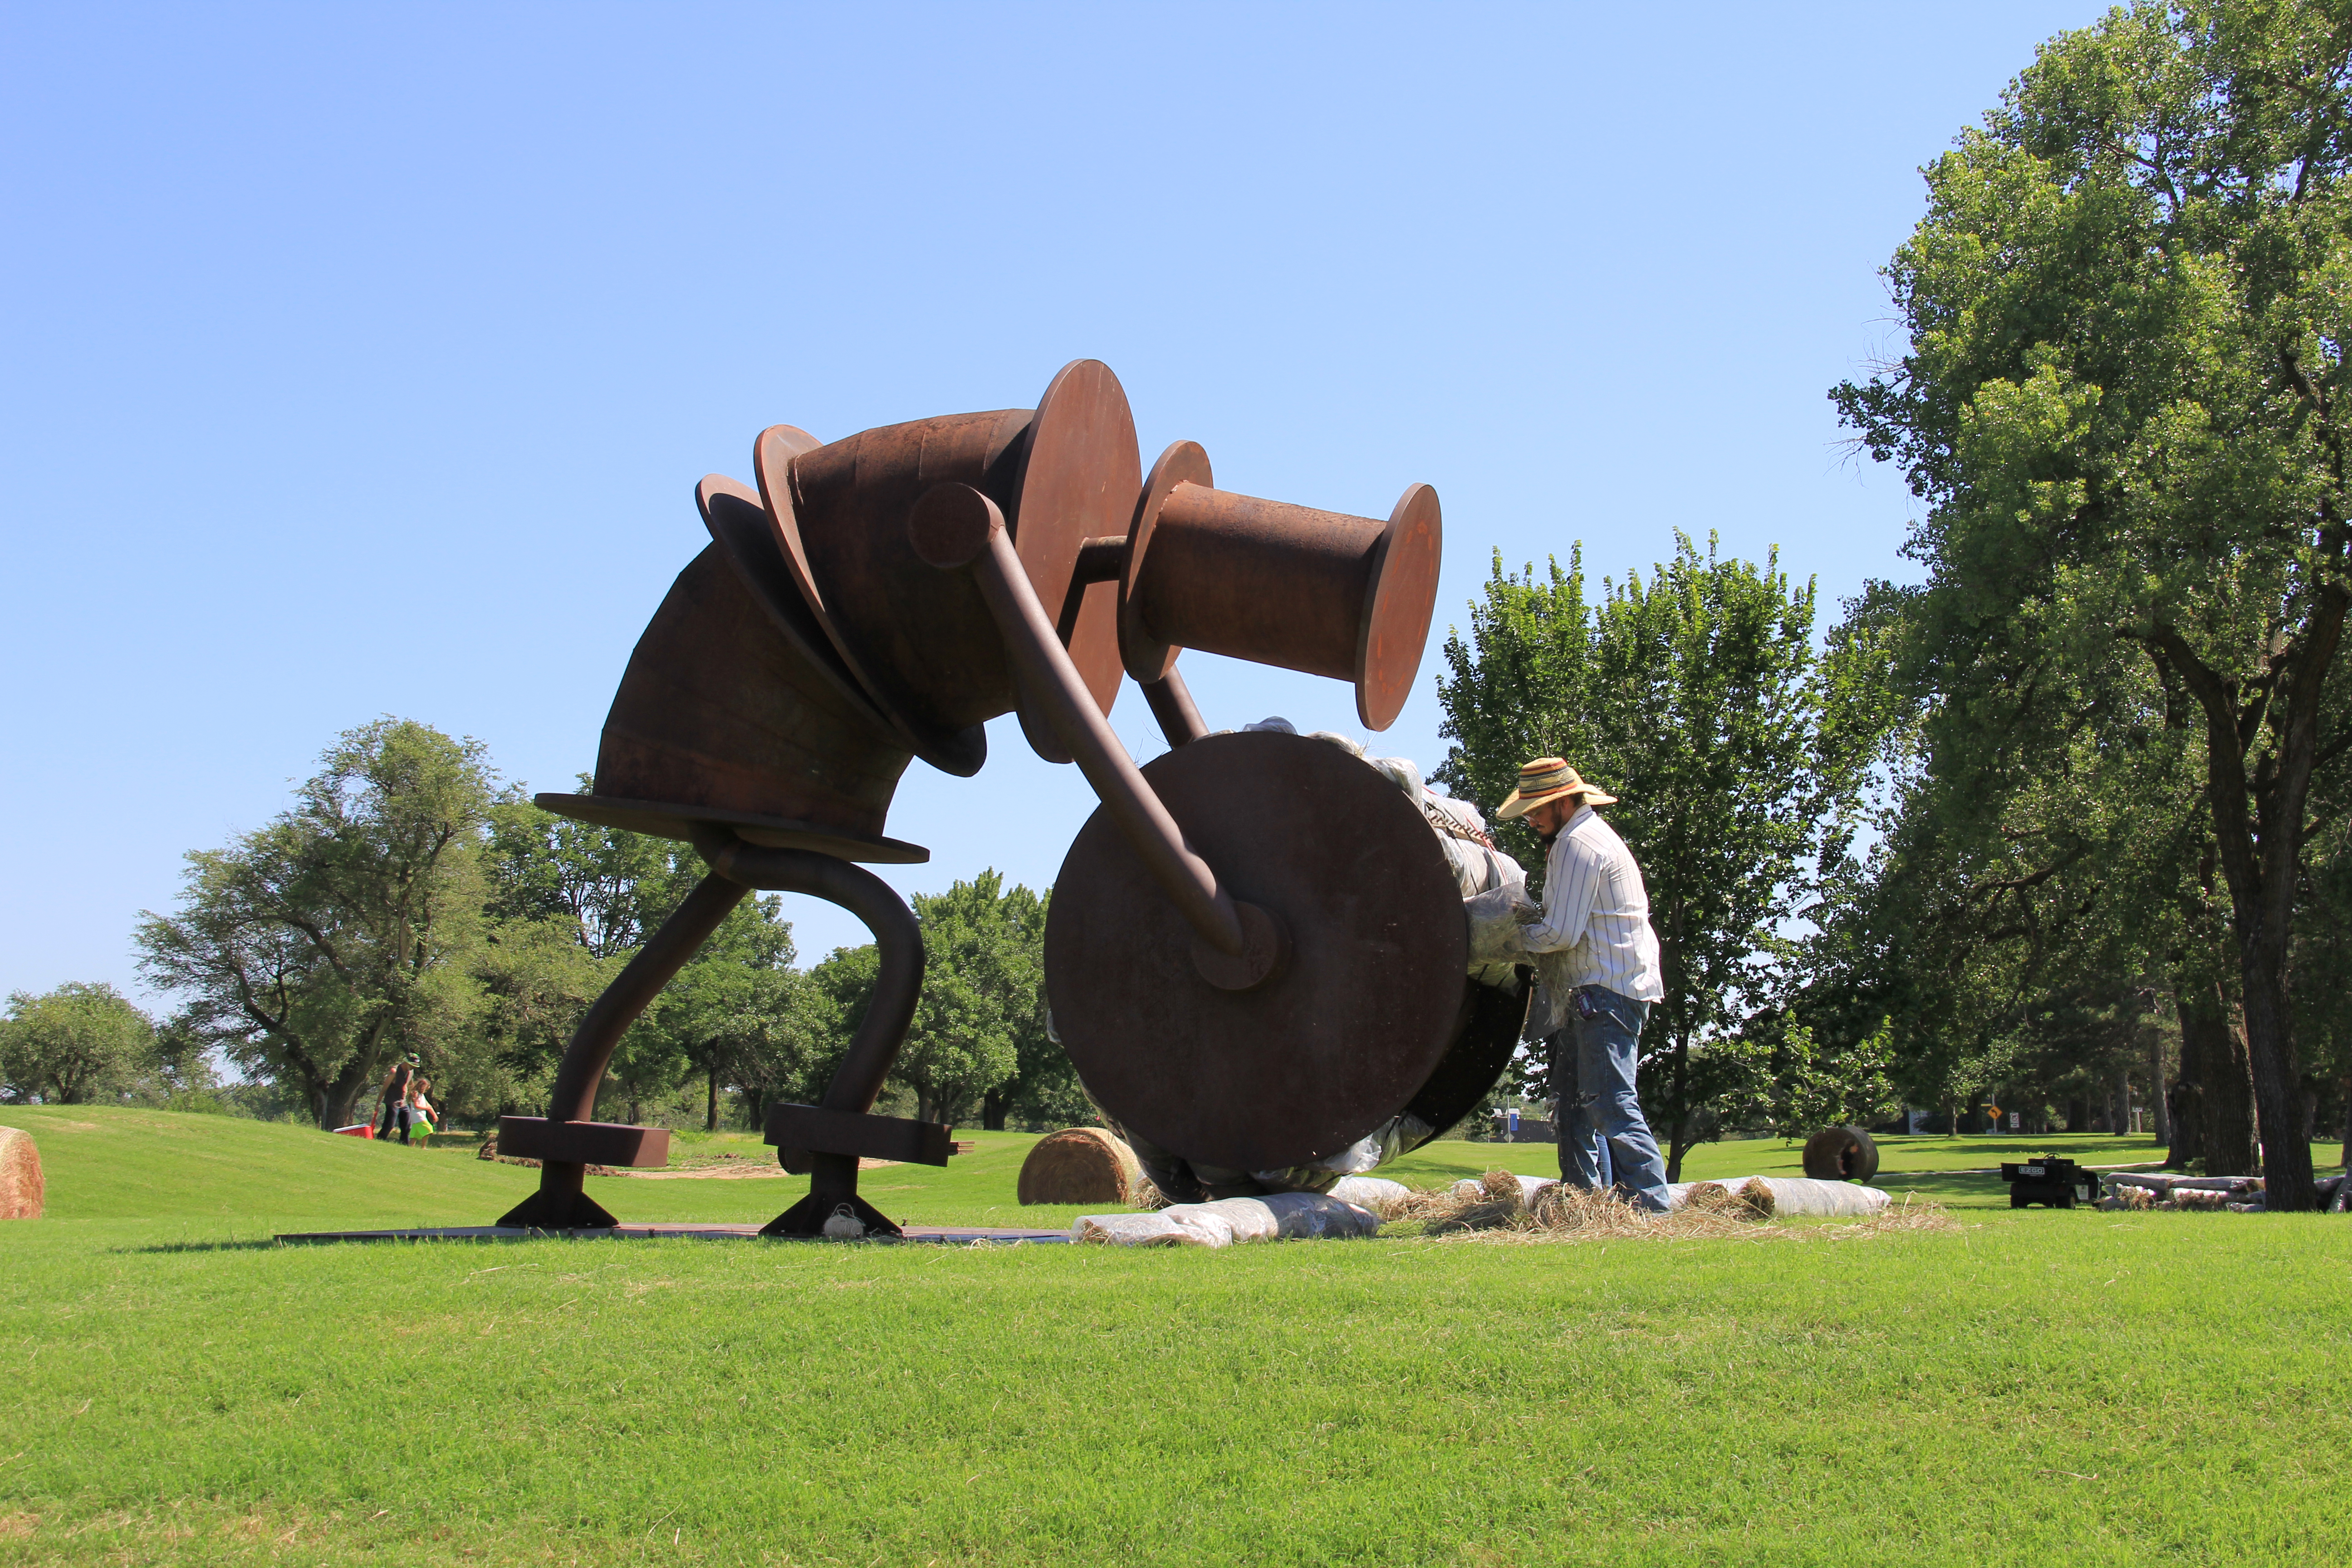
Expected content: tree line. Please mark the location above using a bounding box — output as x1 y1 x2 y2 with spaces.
2 718 1083 1136
1441 1 2352 1209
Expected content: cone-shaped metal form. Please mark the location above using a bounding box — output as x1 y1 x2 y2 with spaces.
1119 441 1440 730
536 476 927 864
754 359 1140 770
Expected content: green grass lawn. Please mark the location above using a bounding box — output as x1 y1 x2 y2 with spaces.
3 1106 2347 1566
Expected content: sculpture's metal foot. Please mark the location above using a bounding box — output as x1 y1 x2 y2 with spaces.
495 1161 618 1230
760 1150 906 1239
761 1190 904 1240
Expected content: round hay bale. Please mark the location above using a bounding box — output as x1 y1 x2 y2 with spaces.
1018 1128 1144 1205
0 1126 45 1220
1800 1126 1880 1182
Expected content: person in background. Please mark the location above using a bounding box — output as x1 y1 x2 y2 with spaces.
1496 757 1670 1214
403 1077 439 1145
375 1053 419 1141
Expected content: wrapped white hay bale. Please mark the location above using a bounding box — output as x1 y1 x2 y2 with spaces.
1018 1127 1145 1205
1328 1176 1413 1215
1446 1174 1556 1205
0 1126 43 1220
1070 1191 1381 1248
1761 1176 1876 1217
1667 1177 1778 1220
1070 1212 1210 1246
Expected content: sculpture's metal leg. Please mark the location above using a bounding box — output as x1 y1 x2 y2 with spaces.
692 833 940 1239
495 872 750 1229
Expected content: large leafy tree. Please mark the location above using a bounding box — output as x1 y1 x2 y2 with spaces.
891 872 1043 1127
136 720 495 1129
1437 534 1882 1177
1833 0 2352 1205
0 982 156 1104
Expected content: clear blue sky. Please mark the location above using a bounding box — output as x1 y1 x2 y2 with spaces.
1 1 2109 997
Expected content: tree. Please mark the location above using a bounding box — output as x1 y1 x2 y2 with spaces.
640 891 802 1131
890 872 1041 1127
0 982 155 1104
1832 1 2352 1205
482 779 673 960
135 719 495 1129
1437 534 1881 1177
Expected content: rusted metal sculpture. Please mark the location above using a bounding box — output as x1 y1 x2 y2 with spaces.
498 359 1520 1236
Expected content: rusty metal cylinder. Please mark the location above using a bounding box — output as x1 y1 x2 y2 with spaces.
1121 441 1441 731
1137 485 1382 684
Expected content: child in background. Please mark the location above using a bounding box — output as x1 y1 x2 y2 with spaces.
400 1078 439 1145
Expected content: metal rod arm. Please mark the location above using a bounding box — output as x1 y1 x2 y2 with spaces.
1142 667 1209 749
911 483 1245 958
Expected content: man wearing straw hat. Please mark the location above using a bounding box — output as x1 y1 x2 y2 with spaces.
1495 758 1669 1214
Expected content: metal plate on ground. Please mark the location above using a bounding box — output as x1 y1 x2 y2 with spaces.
1046 730 1466 1173
274 1224 1069 1245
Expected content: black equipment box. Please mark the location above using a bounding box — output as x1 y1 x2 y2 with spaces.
1999 1155 2100 1209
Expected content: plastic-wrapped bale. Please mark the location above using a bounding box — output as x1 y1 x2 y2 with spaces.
1327 1175 1413 1215
1017 1127 1145 1205
1070 1191 1382 1248
0 1126 42 1221
1666 1177 1777 1219
1451 1172 1558 1206
1668 1176 1887 1218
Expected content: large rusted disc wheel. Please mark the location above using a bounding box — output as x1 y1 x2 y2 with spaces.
1801 1125 1880 1183
1046 730 1467 1173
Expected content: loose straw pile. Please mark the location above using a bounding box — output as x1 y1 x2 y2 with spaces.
1374 1169 1955 1244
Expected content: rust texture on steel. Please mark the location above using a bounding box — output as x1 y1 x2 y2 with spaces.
495 1118 673 1170
908 481 1273 981
1045 730 1469 1173
500 358 1476 1238
1121 440 1441 730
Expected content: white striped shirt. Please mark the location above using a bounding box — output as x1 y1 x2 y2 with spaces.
1521 805 1664 1003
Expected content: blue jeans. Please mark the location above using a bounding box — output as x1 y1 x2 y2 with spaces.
1548 987 1669 1213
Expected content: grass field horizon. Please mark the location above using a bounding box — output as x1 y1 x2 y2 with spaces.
5 1106 2347 1565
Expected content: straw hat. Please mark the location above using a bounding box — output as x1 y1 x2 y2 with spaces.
1494 757 1616 819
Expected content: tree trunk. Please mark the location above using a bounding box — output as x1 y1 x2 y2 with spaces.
2156 609 2339 1210
705 1066 719 1133
2176 977 2256 1178
982 1090 1008 1132
2167 994 2203 1172
2148 1029 2169 1144
2340 1079 2351 1172
2065 1097 2087 1133
2235 942 2314 1200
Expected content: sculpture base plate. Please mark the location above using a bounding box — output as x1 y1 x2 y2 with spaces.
275 1223 1069 1245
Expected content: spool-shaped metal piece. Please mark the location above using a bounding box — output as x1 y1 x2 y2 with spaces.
1120 441 1441 730
754 359 1140 771
535 480 927 864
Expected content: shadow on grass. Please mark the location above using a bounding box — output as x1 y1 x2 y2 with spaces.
117 1238 285 1254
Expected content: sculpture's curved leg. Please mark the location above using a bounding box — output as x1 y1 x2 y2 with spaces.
693 833 939 1239
495 872 750 1229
